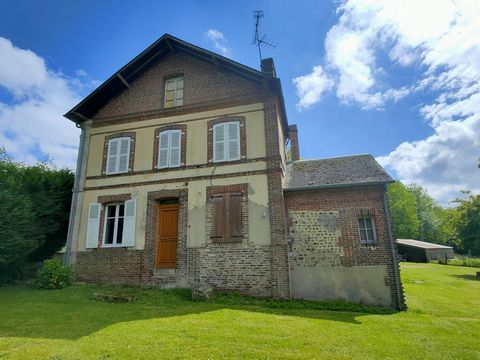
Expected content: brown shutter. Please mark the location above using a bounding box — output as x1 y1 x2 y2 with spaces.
228 193 242 240
211 195 226 242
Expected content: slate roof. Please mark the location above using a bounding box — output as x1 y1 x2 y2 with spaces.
396 239 453 250
284 154 393 190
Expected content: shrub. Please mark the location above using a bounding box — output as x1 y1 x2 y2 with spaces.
37 259 73 289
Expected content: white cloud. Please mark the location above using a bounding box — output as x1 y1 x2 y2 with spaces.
205 29 232 58
0 37 96 168
293 66 333 110
294 0 480 203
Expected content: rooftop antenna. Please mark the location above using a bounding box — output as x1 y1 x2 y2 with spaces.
252 10 277 62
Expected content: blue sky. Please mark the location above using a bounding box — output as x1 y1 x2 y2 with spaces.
0 0 479 204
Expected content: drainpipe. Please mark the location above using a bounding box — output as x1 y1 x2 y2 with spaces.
383 184 404 310
64 122 86 266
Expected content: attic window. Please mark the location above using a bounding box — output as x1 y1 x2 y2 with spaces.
164 77 184 108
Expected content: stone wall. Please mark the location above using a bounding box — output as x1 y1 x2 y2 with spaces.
284 185 405 308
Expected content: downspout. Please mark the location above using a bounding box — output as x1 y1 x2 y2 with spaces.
64 122 86 266
383 184 404 310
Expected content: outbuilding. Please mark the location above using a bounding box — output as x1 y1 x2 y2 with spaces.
396 239 454 262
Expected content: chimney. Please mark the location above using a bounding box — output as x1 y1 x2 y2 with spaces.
261 58 276 77
288 124 300 161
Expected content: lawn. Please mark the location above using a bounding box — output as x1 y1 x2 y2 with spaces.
1 263 479 359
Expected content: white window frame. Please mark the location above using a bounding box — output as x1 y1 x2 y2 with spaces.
106 137 131 175
358 217 378 246
103 203 125 247
164 77 184 108
157 129 182 169
213 121 241 163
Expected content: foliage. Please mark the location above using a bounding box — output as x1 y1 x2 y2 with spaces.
453 192 480 256
448 257 480 268
36 259 73 289
0 150 74 283
387 182 420 239
0 264 479 359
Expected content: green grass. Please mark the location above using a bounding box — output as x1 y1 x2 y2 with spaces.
448 257 480 268
0 263 479 359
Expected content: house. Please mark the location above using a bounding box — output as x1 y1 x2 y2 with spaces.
64 34 405 309
396 239 454 263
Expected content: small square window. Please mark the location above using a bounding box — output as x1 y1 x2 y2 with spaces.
358 217 378 246
164 77 184 108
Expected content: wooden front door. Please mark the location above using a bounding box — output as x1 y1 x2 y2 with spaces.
156 203 179 269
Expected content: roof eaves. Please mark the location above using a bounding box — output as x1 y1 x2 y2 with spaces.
283 180 394 192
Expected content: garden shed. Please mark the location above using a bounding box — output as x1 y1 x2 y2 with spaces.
396 239 454 263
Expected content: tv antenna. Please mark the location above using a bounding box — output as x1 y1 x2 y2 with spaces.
252 10 277 61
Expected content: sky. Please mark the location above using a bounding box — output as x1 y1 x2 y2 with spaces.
0 0 479 205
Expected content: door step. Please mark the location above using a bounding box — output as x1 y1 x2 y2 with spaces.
153 268 176 278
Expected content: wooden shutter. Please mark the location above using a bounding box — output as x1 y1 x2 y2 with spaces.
228 193 242 239
211 195 226 242
86 203 101 248
158 131 169 168
227 122 240 160
106 139 118 174
213 123 225 162
118 138 130 172
122 198 136 247
169 130 181 167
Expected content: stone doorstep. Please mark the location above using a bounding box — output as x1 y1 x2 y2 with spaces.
152 268 176 278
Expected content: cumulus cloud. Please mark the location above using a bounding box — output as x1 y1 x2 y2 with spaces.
294 0 480 203
293 66 333 111
0 37 96 168
205 29 232 58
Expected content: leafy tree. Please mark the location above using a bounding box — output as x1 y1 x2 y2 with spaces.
387 182 420 239
454 192 480 256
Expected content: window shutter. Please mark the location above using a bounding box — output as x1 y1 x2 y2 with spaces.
118 138 130 172
213 123 225 162
106 139 118 174
169 130 181 167
211 195 226 241
227 122 240 160
86 203 101 248
122 198 136 247
228 193 242 239
158 131 170 168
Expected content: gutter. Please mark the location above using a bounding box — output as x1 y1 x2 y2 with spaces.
383 184 404 310
64 122 86 266
283 180 394 192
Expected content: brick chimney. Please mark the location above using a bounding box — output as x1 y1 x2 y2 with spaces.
261 58 276 77
288 124 300 161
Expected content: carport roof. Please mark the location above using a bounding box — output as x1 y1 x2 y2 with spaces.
396 239 453 250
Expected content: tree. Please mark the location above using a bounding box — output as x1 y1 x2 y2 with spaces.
387 182 420 239
454 192 480 256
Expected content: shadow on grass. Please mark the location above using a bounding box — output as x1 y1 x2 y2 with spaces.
0 284 396 340
451 274 480 281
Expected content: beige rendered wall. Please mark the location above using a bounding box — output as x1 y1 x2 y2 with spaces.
85 103 266 177
76 173 270 252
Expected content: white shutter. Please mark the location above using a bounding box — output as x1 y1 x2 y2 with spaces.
158 131 169 168
118 138 130 172
213 123 225 162
86 203 101 248
227 122 240 160
122 198 136 247
169 130 181 167
106 139 118 174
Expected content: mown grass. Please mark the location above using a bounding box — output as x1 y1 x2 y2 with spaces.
0 263 479 359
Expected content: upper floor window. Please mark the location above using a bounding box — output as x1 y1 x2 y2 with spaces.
358 217 378 246
164 77 184 108
158 130 181 169
213 122 240 162
106 137 131 174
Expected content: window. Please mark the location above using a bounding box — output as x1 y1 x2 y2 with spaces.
164 77 184 108
211 192 243 243
213 122 240 162
358 217 377 246
106 137 131 174
158 130 181 168
104 203 125 245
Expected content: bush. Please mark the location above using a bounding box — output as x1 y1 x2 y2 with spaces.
37 259 73 289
